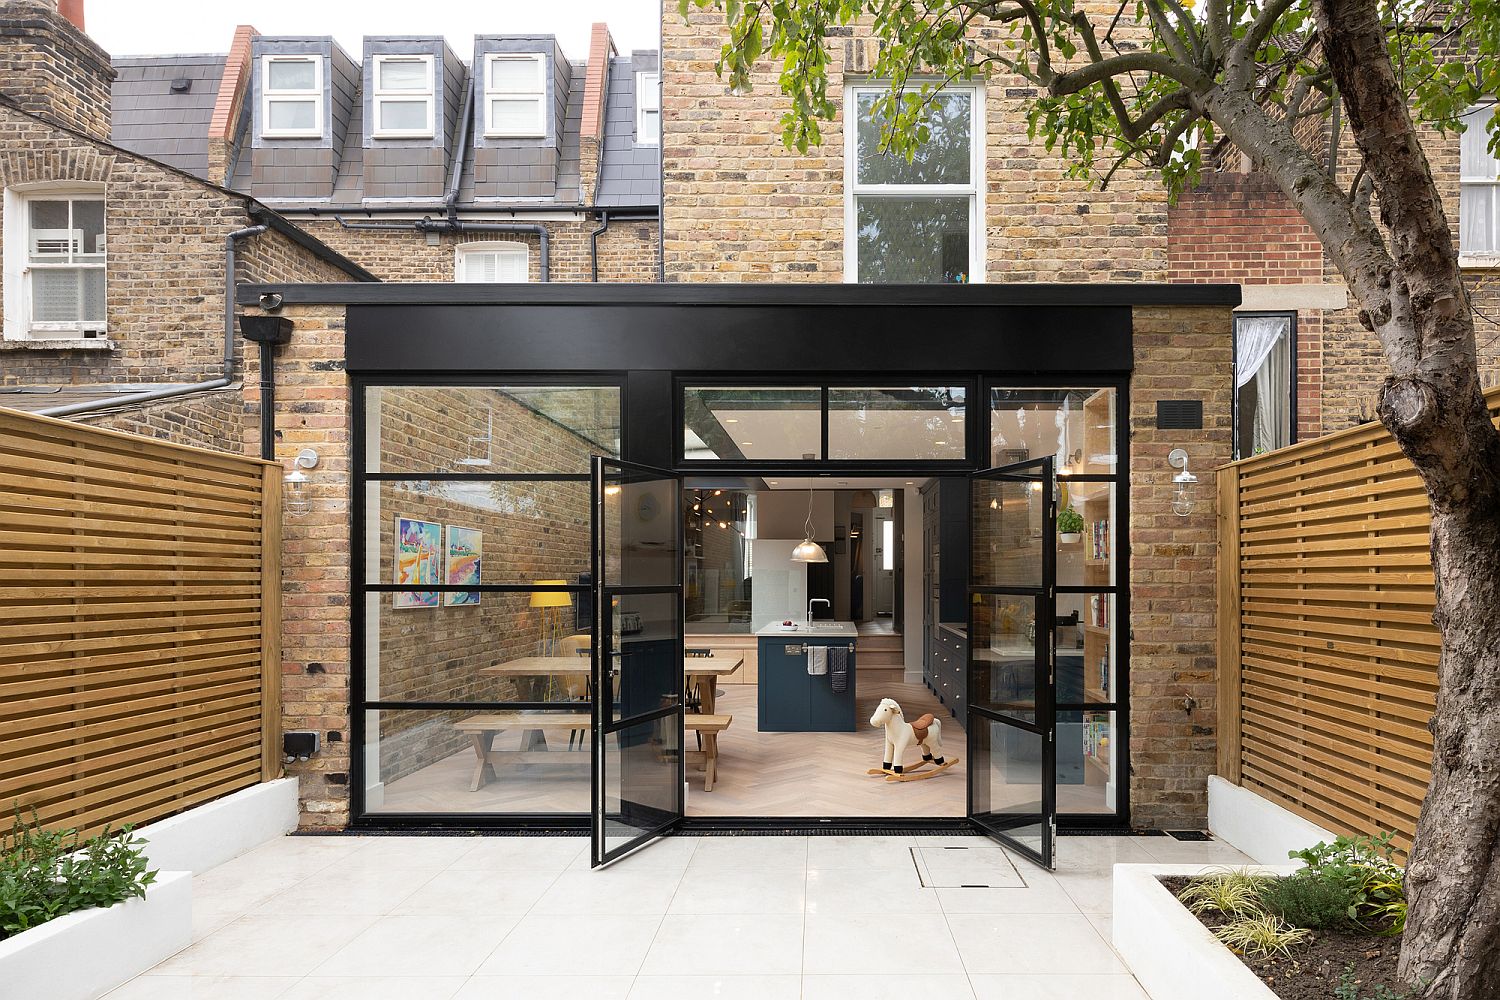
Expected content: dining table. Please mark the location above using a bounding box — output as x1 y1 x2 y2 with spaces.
479 653 743 713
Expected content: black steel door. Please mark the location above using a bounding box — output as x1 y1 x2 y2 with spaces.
590 457 686 867
967 457 1057 869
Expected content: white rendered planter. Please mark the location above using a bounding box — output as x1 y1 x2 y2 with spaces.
137 777 299 874
1208 775 1336 866
1112 863 1300 1000
0 870 191 1000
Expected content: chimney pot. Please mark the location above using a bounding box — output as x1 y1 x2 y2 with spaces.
59 0 84 31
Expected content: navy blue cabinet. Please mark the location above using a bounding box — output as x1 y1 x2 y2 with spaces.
757 636 857 732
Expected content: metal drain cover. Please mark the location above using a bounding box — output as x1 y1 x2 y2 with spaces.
911 845 1025 888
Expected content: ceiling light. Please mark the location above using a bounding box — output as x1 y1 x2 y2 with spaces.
790 484 828 563
934 440 947 446
741 441 753 447
725 418 738 423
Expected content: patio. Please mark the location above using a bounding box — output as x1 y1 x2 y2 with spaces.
106 832 1251 999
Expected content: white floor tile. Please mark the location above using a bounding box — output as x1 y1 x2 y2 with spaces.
1136 835 1253 866
688 836 808 870
313 914 519 978
450 836 588 871
969 973 1150 999
573 835 701 870
105 975 297 1000
531 868 686 915
1051 870 1116 913
640 913 804 976
151 914 377 978
805 835 916 870
252 866 437 916
454 976 634 1000
236 837 366 873
1053 837 1159 873
805 866 941 914
915 845 1025 888
629 975 802 999
278 976 466 1000
946 913 1126 975
476 913 662 976
803 911 965 975
393 869 561 915
935 873 1080 914
802 974 976 1000
189 859 309 915
669 868 807 914
334 836 480 870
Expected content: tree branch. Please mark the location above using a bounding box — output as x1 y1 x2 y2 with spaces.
1045 49 1214 97
1230 0 1301 87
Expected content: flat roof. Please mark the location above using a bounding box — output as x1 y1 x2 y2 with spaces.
239 281 1242 309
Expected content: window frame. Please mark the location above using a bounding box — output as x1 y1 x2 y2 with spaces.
371 54 436 139
636 71 660 146
4 188 108 340
842 81 986 284
1232 310 1298 459
454 240 531 283
260 54 324 139
1460 101 1500 260
483 52 548 139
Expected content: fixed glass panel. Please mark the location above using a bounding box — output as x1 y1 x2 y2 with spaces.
364 591 591 704
378 100 430 132
608 591 682 724
682 386 821 462
365 385 621 475
855 90 972 185
599 469 680 589
971 476 1046 588
267 100 317 132
1056 481 1114 588
1234 315 1293 458
364 479 590 586
1054 593 1115 705
489 55 542 91
268 58 317 90
685 488 755 634
378 58 429 91
991 388 1117 474
1462 184 1495 254
971 718 1047 858
599 715 682 856
1057 709 1117 815
488 97 542 134
855 196 971 283
827 386 967 460
32 269 104 323
362 708 589 815
970 594 1041 722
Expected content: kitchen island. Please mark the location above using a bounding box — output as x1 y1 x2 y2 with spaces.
755 621 859 732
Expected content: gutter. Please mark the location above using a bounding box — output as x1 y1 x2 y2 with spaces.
37 225 269 418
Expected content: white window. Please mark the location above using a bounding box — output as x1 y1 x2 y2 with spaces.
484 53 546 138
1461 103 1500 257
1234 312 1295 458
636 71 660 146
261 55 323 138
3 191 107 340
372 55 435 138
844 84 983 283
455 242 529 283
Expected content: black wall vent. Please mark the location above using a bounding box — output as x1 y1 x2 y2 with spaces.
1156 399 1204 430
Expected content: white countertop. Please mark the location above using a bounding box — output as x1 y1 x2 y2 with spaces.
755 620 859 638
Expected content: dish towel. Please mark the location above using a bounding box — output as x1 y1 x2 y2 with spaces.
807 645 828 676
829 646 848 694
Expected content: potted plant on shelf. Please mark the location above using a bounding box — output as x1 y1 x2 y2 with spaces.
1057 506 1084 544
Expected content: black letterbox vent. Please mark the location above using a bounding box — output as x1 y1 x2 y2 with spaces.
1156 399 1203 430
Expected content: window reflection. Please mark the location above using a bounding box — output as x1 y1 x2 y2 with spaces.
828 386 967 460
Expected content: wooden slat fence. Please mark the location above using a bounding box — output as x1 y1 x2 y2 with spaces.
0 406 281 840
1217 386 1500 849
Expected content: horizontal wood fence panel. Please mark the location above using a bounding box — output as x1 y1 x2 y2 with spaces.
1217 386 1500 851
0 406 281 840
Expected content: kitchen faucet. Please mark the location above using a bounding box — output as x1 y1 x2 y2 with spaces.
807 598 831 623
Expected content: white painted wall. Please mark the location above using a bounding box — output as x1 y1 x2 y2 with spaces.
137 778 299 875
1207 775 1336 865
902 485 924 682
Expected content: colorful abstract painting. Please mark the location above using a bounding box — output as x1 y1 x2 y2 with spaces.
394 516 441 609
445 524 482 606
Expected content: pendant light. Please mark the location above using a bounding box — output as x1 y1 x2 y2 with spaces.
790 483 828 563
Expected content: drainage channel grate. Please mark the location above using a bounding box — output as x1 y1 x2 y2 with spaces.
1166 830 1214 842
910 845 1026 888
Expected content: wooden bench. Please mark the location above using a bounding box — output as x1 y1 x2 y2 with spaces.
685 714 732 792
454 712 590 791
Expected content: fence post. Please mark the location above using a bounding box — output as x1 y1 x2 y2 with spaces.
261 464 284 781
1216 463 1243 784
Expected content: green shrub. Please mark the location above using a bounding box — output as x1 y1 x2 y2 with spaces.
1213 913 1313 957
1289 832 1407 934
0 806 157 940
1259 869 1359 930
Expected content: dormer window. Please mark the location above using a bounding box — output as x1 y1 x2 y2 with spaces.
372 55 435 138
261 55 323 138
636 71 660 146
484 53 546 138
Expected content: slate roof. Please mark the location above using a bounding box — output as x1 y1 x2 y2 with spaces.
110 54 225 178
0 384 195 414
596 52 660 208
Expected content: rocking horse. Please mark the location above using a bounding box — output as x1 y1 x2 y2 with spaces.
866 698 959 782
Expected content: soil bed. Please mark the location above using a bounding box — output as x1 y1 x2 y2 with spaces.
1158 876 1412 1000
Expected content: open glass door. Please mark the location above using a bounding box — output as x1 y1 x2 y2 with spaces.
590 457 685 867
967 457 1057 869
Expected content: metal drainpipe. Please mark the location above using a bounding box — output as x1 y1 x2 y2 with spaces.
445 67 474 226
590 211 610 282
333 216 550 281
38 224 268 419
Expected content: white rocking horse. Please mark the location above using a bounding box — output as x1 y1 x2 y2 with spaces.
867 698 959 782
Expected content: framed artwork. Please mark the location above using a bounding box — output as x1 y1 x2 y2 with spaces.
445 524 482 606
394 516 442 609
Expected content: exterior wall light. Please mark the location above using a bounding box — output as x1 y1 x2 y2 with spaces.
1168 448 1197 516
284 448 318 517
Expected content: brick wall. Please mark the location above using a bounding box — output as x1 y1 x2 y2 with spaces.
1127 305 1234 828
0 0 113 140
76 385 243 452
